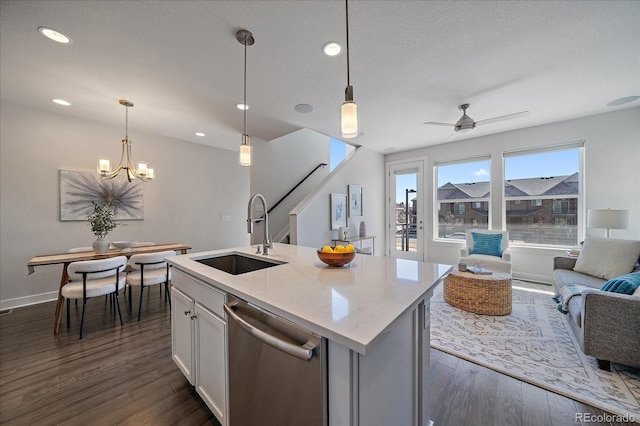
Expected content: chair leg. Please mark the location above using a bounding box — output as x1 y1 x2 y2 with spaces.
138 285 144 321
128 286 132 311
66 298 71 328
165 281 171 309
79 298 87 339
115 291 123 326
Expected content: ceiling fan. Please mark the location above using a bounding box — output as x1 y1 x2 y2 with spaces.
424 103 529 138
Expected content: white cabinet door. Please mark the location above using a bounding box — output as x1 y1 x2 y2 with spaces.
195 302 228 426
172 287 195 385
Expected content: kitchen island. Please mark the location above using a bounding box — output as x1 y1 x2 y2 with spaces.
167 244 450 426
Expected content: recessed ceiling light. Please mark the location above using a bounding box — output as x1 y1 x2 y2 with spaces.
51 98 71 106
195 132 205 137
294 103 313 113
607 96 640 107
323 42 343 57
236 103 249 110
38 26 72 44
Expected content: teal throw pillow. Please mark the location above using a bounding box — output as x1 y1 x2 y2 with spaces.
471 232 503 257
600 272 640 295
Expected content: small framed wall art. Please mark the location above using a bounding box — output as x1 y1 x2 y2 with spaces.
330 193 347 230
348 184 362 217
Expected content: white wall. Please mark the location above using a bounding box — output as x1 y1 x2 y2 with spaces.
0 101 250 308
292 147 386 254
251 128 330 243
386 107 640 282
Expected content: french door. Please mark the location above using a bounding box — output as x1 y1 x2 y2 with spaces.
387 160 424 261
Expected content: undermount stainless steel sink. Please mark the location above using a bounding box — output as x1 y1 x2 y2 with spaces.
195 253 286 275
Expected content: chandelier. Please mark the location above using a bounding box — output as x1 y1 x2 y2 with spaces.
97 99 154 182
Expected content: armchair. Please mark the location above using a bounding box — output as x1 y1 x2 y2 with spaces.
459 229 512 274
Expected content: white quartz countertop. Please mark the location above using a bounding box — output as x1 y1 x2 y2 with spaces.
168 244 451 354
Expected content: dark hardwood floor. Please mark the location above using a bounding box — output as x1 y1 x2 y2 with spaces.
0 286 633 425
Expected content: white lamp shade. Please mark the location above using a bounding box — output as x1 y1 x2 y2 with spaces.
587 209 630 230
239 142 252 166
341 101 358 138
137 162 148 176
146 167 155 180
98 158 111 174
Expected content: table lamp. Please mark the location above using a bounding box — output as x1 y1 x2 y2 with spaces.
587 209 630 237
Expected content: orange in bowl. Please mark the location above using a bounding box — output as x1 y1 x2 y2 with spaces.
317 248 356 267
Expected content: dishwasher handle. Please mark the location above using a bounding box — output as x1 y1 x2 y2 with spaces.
224 301 318 362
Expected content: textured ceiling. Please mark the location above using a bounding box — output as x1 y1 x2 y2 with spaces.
1 0 639 154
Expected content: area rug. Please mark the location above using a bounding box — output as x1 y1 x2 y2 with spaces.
430 282 640 419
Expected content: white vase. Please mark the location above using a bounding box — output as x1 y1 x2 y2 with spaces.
92 237 110 253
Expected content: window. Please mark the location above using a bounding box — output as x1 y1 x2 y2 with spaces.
504 144 582 246
436 157 490 239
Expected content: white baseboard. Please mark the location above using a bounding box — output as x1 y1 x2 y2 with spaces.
0 291 57 311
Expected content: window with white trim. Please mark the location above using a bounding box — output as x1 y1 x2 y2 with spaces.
504 144 583 246
436 157 490 239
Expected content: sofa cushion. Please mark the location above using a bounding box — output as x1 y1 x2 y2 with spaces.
471 232 502 257
552 268 605 293
573 236 640 280
600 272 640 295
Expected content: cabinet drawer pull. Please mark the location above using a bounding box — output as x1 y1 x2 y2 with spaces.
184 310 191 315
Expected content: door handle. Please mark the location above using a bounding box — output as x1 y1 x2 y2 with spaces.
224 302 319 362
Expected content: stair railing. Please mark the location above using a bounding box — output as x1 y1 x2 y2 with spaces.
267 163 327 214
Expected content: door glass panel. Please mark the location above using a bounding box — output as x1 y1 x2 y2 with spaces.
388 160 423 261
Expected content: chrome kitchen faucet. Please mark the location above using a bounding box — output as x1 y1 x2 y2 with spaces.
247 193 272 255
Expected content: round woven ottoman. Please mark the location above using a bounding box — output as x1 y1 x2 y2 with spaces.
443 270 512 315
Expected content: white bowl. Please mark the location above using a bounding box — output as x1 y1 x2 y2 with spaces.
112 241 138 252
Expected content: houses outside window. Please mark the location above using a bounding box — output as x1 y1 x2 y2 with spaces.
435 157 490 239
504 144 583 246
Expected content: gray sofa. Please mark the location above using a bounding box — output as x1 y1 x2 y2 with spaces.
552 256 640 371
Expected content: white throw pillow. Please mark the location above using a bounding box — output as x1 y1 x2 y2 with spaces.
574 236 640 280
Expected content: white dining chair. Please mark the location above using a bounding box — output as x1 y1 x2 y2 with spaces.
62 256 127 339
126 250 176 321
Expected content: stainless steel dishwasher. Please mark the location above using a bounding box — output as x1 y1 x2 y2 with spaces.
224 295 326 426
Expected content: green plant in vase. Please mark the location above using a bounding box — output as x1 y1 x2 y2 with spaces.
87 201 124 253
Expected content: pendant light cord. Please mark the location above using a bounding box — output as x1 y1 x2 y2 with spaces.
124 104 129 140
345 0 350 87
243 37 248 136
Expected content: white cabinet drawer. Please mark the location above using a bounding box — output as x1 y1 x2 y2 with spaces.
172 268 226 317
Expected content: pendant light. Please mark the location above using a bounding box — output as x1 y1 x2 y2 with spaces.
98 100 154 182
341 0 358 139
237 29 255 166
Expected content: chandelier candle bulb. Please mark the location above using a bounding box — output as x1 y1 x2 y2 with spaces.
98 158 111 174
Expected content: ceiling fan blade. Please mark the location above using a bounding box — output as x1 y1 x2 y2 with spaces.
476 111 529 126
444 132 457 142
424 121 455 127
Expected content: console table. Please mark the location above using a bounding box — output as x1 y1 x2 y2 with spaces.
331 235 376 255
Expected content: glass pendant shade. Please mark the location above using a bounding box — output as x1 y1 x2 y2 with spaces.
341 100 358 138
239 134 252 166
98 158 111 175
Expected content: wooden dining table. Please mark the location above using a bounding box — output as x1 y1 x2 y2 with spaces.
27 243 191 334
